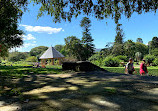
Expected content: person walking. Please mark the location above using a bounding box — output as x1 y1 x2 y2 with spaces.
140 59 148 76
125 58 136 74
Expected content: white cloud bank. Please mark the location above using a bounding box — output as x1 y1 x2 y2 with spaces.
23 34 36 40
20 24 63 34
24 42 37 48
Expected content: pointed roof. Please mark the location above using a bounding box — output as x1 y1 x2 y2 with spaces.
39 47 65 59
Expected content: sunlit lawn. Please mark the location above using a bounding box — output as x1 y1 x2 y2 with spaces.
103 67 158 76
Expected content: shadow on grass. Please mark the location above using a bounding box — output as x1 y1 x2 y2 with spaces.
0 70 158 111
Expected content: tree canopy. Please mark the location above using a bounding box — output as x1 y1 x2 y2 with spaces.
32 0 158 23
0 0 27 57
136 38 143 43
30 46 48 58
65 36 83 60
0 0 27 47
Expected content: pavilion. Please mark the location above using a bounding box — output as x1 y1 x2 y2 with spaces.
39 46 65 65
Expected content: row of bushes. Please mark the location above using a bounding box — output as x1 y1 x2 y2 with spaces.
89 54 158 67
103 67 158 76
89 55 128 67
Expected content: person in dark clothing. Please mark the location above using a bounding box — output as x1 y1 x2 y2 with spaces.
125 58 136 74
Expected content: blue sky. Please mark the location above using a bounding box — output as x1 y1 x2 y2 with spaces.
16 3 158 52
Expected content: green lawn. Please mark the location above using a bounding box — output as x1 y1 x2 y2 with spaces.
0 65 64 78
103 67 158 76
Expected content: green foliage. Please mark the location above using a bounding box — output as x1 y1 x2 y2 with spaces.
0 44 8 57
144 55 156 65
26 56 37 62
114 24 124 44
0 0 27 52
114 55 128 62
32 0 158 23
135 42 148 56
150 48 158 56
30 46 48 57
124 40 136 58
8 52 28 62
136 38 143 43
54 45 67 56
54 45 64 52
150 37 158 50
153 58 158 66
65 36 83 60
100 47 112 57
112 44 124 56
88 52 104 66
80 17 95 61
104 56 120 67
135 52 142 61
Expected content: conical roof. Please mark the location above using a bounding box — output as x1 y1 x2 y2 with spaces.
40 47 65 59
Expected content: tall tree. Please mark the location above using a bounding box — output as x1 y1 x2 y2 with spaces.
80 17 95 60
151 37 158 50
114 24 124 44
112 24 124 56
136 38 143 43
112 44 124 56
30 46 48 58
32 0 158 23
0 0 27 57
54 45 64 52
65 36 84 61
135 42 148 56
124 40 136 58
54 45 67 56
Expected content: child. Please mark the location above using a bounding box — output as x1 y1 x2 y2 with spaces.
140 59 148 76
125 58 136 74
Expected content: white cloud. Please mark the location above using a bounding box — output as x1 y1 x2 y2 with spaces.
33 41 37 43
23 34 36 40
20 24 63 34
24 43 36 48
10 42 37 52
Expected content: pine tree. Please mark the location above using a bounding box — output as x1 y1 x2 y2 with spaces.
80 17 95 61
112 24 124 56
114 24 124 44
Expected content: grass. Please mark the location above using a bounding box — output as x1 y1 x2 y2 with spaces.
0 65 64 79
102 67 158 76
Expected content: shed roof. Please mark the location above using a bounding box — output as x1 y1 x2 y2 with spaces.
39 47 65 59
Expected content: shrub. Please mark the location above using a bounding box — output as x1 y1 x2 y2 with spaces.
114 55 128 62
153 58 158 66
144 55 155 65
9 52 28 62
88 52 104 66
150 48 158 56
104 56 120 67
26 56 37 62
88 52 103 61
